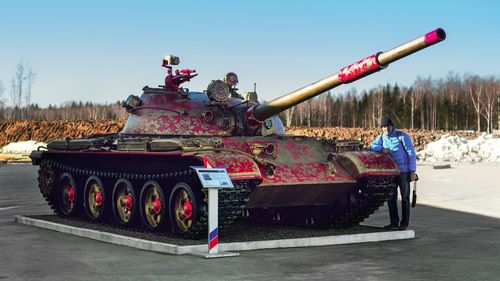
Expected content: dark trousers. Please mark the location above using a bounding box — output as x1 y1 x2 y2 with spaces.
387 172 410 226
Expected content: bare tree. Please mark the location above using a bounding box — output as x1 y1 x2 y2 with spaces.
0 81 5 119
283 107 295 127
413 77 431 129
0 81 5 107
324 92 334 126
480 77 498 133
9 61 35 120
305 99 313 127
317 94 330 127
14 62 25 119
410 85 417 129
370 87 384 127
10 76 18 119
442 73 462 130
295 102 305 126
465 75 483 132
24 67 36 118
429 79 439 130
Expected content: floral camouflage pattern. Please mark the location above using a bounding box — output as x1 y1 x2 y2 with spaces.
260 163 355 186
223 136 358 186
202 153 261 180
124 115 229 135
336 151 400 179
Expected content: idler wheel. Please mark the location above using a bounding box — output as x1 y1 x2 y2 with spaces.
84 176 106 221
58 173 79 216
112 179 136 226
169 182 199 234
39 161 56 195
139 181 166 230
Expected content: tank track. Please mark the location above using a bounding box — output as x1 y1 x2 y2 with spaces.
330 176 394 227
247 175 394 228
37 158 254 239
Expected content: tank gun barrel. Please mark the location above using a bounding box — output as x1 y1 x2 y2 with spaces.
248 28 446 122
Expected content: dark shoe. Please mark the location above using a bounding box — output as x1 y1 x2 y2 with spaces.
384 223 399 230
398 224 408 230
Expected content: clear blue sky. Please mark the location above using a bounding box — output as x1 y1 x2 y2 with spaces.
1 0 499 107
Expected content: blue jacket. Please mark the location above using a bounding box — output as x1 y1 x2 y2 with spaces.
370 129 416 173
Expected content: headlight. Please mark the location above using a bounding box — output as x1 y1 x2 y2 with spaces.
207 80 231 103
162 55 180 66
223 72 239 87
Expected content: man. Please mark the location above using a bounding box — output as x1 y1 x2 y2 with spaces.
370 117 417 230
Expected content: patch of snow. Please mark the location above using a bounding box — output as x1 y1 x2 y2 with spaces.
1 141 47 154
417 133 500 162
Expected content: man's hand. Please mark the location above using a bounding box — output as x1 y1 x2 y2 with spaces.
382 148 390 154
410 172 418 181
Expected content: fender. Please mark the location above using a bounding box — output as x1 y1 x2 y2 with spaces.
335 151 400 180
194 153 262 181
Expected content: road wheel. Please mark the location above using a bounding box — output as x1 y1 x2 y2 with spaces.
169 182 200 235
58 173 79 216
112 179 136 226
84 176 106 221
139 181 166 231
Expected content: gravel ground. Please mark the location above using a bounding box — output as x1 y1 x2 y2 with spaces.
29 214 385 245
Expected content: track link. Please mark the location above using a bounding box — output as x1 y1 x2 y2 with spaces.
331 176 394 227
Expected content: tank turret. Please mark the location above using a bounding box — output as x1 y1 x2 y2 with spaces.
121 29 445 137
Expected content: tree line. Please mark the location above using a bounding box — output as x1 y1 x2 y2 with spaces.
0 84 127 120
0 60 498 132
0 61 128 120
280 74 499 133
0 101 128 121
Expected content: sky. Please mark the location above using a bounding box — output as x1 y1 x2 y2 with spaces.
1 0 499 107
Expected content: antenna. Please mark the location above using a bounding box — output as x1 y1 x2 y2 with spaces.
253 83 256 92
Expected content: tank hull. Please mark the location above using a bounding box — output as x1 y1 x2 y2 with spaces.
31 133 399 238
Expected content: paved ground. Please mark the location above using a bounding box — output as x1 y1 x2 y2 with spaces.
0 163 499 281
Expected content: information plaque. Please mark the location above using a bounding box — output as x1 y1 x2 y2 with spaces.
191 167 234 189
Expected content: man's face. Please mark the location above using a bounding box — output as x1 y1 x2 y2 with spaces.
382 125 393 135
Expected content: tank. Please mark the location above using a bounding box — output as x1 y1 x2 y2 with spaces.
30 28 446 238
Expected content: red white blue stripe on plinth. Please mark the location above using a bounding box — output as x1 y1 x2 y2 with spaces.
209 227 218 251
205 155 219 254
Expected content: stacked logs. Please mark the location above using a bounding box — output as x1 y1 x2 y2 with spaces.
286 126 479 152
0 120 125 147
0 121 479 151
